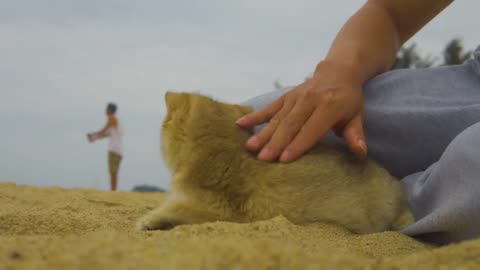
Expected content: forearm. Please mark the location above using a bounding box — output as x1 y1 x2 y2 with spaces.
323 2 400 82
323 0 453 83
93 120 113 138
95 132 108 139
90 130 108 139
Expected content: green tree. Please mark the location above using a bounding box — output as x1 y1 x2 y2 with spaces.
392 39 472 70
132 184 166 192
392 43 436 69
442 39 472 65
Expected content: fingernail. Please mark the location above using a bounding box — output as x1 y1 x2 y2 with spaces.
280 150 293 162
236 116 247 125
246 136 261 148
357 139 367 156
258 147 273 160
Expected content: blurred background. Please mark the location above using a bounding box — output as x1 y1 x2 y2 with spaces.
1 0 478 191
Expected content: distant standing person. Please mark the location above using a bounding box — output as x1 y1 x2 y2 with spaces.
87 103 123 191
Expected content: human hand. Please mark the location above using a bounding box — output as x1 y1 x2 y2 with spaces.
87 133 95 143
236 60 367 162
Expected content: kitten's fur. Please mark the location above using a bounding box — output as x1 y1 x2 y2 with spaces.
136 92 413 233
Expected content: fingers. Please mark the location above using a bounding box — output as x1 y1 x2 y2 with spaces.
342 113 367 158
239 72 365 162
279 108 336 162
236 97 284 128
245 99 295 153
257 102 315 161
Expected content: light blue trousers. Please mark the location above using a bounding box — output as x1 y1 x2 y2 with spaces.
243 46 480 244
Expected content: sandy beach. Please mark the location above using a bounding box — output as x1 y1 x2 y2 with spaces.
1 182 479 269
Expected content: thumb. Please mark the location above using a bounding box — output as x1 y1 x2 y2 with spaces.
342 113 367 158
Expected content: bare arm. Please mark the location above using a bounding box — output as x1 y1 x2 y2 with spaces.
88 116 117 141
237 0 453 162
326 0 454 82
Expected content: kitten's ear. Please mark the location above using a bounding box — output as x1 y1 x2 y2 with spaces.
165 92 187 111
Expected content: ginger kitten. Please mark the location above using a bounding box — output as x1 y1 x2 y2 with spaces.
136 92 412 233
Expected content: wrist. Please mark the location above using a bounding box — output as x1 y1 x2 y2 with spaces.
313 59 364 86
324 43 366 74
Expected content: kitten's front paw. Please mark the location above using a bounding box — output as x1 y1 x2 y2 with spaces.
136 214 180 231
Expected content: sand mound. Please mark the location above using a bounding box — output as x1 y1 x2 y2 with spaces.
1 183 480 269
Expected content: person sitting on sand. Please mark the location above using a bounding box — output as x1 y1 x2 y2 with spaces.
87 103 123 191
237 0 480 244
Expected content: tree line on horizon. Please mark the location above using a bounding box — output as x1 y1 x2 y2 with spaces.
274 38 473 90
392 38 472 69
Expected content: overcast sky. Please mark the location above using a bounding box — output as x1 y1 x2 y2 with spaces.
1 0 478 191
